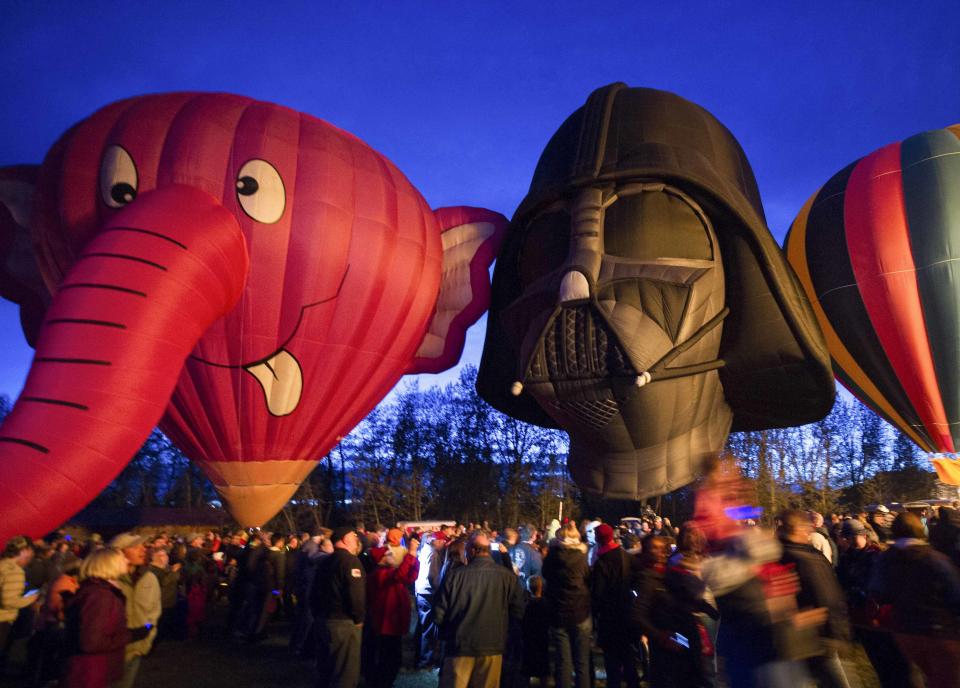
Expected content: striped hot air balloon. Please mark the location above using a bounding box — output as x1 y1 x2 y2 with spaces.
786 125 960 453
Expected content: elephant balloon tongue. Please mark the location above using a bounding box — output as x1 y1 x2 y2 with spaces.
244 349 303 417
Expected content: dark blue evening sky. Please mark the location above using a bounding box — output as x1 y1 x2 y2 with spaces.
0 1 957 398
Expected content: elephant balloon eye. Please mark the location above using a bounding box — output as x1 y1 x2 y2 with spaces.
235 159 285 224
236 176 259 196
99 145 139 209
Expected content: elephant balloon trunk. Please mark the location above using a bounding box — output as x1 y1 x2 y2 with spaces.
0 186 247 544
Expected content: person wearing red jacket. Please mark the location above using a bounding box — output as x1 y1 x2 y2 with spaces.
62 549 150 688
365 537 419 688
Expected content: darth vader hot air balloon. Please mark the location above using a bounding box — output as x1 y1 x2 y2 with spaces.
786 124 960 455
0 93 506 543
478 83 835 501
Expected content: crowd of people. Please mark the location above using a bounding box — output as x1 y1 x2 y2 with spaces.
1 474 960 688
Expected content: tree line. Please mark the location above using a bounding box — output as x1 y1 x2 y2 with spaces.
0 366 943 532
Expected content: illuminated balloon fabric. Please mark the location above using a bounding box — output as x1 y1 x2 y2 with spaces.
786 125 960 454
932 456 960 486
0 93 506 541
477 83 834 501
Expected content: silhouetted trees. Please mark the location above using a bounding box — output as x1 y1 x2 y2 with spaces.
0 368 945 532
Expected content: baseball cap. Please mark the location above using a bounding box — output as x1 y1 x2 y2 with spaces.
109 532 146 550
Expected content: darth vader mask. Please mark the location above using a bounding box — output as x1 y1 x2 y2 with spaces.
478 83 835 500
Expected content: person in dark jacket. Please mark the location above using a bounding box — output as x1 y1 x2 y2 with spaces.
542 522 591 688
251 533 286 639
835 519 911 688
931 506 960 570
521 576 550 687
63 549 150 688
870 512 960 688
633 536 712 688
590 523 643 688
311 528 366 688
433 531 525 688
778 510 854 688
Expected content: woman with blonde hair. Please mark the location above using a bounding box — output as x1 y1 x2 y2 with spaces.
62 549 150 688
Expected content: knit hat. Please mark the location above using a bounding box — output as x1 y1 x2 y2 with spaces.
596 523 616 545
331 526 356 544
386 528 403 546
841 519 865 537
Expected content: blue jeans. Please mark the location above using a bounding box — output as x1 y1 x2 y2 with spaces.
550 617 592 688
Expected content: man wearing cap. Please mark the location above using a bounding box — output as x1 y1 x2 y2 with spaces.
109 532 161 688
434 531 525 688
311 527 365 688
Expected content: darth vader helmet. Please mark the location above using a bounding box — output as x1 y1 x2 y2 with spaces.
478 83 834 500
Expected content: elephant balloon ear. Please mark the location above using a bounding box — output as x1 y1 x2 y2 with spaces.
407 207 508 374
0 165 49 346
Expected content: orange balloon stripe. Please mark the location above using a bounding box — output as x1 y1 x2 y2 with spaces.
786 190 933 451
844 143 953 452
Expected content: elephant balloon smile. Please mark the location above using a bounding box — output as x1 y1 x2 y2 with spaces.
0 92 506 541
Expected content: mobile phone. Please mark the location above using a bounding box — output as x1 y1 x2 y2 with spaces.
671 632 689 648
23 588 40 597
145 623 153 630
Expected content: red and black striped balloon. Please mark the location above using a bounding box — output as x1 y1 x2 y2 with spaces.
786 125 960 453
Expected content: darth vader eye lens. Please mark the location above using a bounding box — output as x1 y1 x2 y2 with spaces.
100 145 138 208
518 211 570 287
236 159 285 224
604 190 712 261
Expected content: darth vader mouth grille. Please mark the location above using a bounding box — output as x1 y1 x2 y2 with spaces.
529 306 634 382
552 398 620 430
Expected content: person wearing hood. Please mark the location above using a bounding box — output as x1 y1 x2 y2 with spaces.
542 522 591 688
383 529 407 566
546 520 561 543
869 512 960 687
590 524 643 688
365 537 419 688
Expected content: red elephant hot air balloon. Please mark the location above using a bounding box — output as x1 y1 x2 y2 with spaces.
786 124 960 454
0 93 506 542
